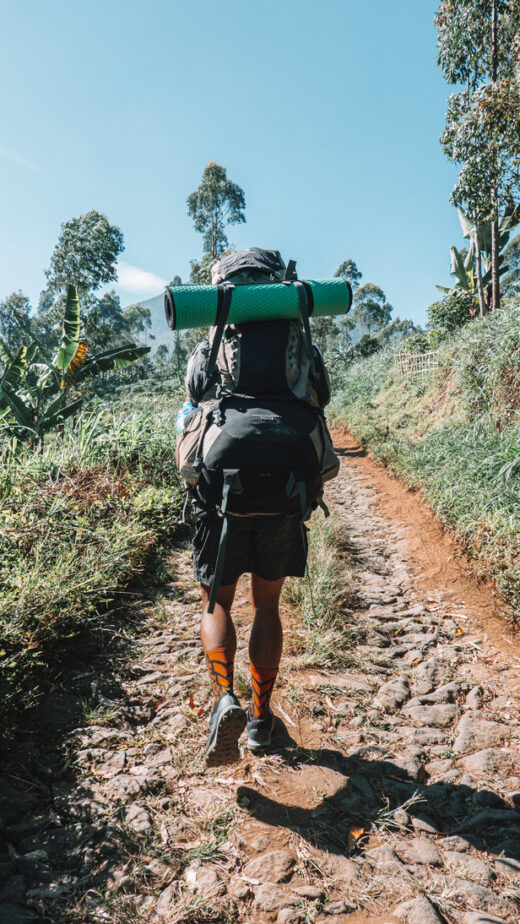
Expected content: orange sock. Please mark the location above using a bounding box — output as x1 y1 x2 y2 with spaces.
250 664 278 719
206 647 235 700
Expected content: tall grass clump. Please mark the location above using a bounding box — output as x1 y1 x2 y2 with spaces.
0 402 184 720
283 513 361 667
330 302 520 614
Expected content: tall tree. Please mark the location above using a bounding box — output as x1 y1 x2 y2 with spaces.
0 292 31 355
334 258 362 292
351 283 393 334
45 210 124 299
436 0 520 312
187 162 246 283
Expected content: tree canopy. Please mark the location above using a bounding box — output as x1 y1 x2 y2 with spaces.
45 210 124 297
187 162 246 283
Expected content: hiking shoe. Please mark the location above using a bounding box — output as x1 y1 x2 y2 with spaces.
246 707 275 752
205 693 247 767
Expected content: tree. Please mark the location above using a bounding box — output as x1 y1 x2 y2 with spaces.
45 210 124 298
187 162 246 282
122 304 152 341
0 292 31 355
351 283 392 334
334 259 362 292
436 0 520 312
0 285 149 446
169 274 182 287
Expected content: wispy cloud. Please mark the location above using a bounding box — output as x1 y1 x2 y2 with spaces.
0 145 38 171
117 261 168 295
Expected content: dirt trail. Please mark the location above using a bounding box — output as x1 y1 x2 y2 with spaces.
2 434 520 923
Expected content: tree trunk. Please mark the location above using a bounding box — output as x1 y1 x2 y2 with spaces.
491 190 501 312
474 228 486 318
490 0 500 312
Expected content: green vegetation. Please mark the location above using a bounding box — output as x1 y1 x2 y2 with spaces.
0 401 183 720
0 285 149 446
330 301 520 611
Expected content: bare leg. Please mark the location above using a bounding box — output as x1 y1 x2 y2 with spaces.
200 582 238 656
249 575 284 668
248 575 284 721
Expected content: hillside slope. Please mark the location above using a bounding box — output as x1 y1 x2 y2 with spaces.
329 304 520 613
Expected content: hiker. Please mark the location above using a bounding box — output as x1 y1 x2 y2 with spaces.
176 248 339 766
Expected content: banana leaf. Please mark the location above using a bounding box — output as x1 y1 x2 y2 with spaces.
449 247 470 290
0 385 34 430
71 344 150 380
40 396 83 432
55 284 81 373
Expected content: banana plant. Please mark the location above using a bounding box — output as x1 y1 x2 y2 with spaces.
0 284 149 445
437 204 520 314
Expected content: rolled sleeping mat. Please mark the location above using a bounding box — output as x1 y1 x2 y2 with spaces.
164 278 352 331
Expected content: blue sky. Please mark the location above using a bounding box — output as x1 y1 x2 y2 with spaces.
1 0 461 326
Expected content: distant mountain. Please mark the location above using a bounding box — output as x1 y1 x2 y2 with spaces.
125 292 173 354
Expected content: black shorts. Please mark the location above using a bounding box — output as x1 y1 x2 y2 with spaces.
192 513 308 587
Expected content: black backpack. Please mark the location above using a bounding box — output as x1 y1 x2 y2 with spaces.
176 249 339 611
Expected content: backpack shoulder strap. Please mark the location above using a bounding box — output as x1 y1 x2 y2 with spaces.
206 284 235 381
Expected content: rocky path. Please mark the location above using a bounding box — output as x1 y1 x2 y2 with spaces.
2 435 520 923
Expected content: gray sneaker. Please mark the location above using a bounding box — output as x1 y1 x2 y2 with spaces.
205 693 246 767
246 707 275 752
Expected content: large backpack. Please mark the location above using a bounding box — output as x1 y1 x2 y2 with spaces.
176 249 339 610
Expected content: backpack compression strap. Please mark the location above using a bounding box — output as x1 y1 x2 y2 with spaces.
292 281 317 379
206 284 235 381
207 469 239 615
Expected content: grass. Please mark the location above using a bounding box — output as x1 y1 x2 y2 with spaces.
0 401 184 722
283 511 362 668
329 302 520 616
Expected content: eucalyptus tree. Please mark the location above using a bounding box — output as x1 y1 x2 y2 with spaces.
351 283 393 334
187 162 246 283
436 0 520 313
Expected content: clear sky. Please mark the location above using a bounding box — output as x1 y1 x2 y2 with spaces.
1 0 462 326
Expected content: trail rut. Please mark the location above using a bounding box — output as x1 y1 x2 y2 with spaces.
2 433 520 923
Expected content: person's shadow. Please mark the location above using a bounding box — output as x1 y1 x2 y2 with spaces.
237 718 520 860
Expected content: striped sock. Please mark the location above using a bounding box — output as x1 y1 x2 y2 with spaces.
250 664 278 719
206 647 235 700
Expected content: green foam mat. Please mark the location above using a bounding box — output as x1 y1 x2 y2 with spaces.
164 278 351 330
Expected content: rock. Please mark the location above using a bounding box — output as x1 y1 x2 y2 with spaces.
253 883 297 912
454 807 520 833
366 845 408 874
324 854 360 885
412 658 450 696
393 808 411 828
444 877 513 916
373 678 410 712
444 850 493 884
464 749 512 776
394 895 444 923
0 906 39 923
396 837 442 866
185 865 224 894
453 715 509 753
411 814 440 834
277 910 304 924
118 804 153 834
492 837 520 858
228 876 250 900
324 900 357 914
462 915 507 924
409 681 461 706
243 849 295 883
25 874 76 900
136 671 163 685
464 686 484 710
404 704 459 727
440 835 477 851
294 884 324 900
401 727 447 745
494 855 520 876
154 883 176 919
